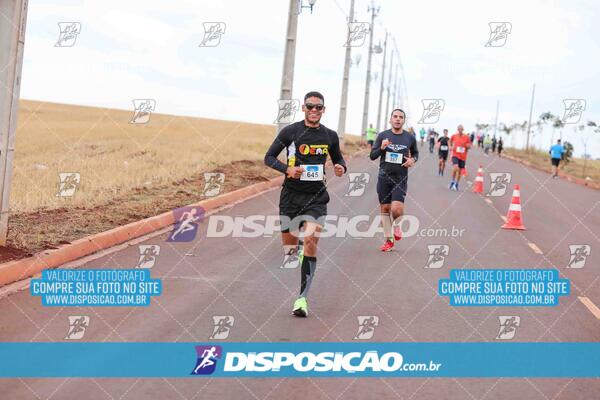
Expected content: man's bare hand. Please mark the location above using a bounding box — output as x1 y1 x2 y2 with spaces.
334 164 345 177
381 139 391 150
402 157 416 168
286 166 304 179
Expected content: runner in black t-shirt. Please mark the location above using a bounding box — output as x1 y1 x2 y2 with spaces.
437 129 450 176
369 109 418 252
264 91 346 317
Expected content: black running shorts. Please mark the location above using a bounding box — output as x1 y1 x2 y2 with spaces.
279 185 329 233
377 174 407 204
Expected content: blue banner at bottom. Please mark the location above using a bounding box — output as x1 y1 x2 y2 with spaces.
0 342 598 378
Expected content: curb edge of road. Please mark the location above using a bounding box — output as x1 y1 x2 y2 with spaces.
502 154 600 190
0 175 285 288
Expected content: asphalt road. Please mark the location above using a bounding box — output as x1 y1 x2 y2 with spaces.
0 144 598 399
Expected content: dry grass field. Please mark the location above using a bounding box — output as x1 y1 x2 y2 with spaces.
504 148 600 184
14 100 281 212
3 100 366 260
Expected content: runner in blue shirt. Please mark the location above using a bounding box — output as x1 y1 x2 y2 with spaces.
549 139 565 178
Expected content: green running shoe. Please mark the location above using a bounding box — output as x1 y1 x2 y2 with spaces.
292 297 308 317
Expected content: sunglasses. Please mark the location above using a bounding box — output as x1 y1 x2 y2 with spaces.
305 103 324 111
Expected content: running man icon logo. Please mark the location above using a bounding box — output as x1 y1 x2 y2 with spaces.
496 316 520 340
281 246 301 269
425 245 449 269
55 22 81 47
56 172 81 197
561 99 586 124
65 316 90 340
354 316 379 340
202 173 225 197
191 345 222 375
486 172 512 197
168 206 205 242
209 316 234 340
566 245 591 269
345 22 370 47
418 99 445 124
345 172 370 197
130 99 156 124
275 99 300 124
136 245 161 269
199 22 226 47
485 22 512 47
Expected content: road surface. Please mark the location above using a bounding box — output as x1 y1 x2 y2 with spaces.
0 145 598 399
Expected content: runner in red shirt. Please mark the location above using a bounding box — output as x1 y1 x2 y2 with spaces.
448 124 472 191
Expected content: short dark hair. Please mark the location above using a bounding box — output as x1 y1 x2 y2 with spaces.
557 139 561 143
304 91 324 104
391 108 406 118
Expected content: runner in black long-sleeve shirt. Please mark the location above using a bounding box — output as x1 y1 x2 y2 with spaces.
264 91 346 317
369 109 418 252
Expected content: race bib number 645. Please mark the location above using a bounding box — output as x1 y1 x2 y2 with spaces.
301 165 324 181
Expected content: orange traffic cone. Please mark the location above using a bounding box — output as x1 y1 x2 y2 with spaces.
472 165 484 193
461 167 468 177
502 184 526 230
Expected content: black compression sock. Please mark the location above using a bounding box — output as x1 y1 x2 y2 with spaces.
300 256 317 298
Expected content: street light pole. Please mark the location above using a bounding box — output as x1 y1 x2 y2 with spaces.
0 0 29 246
375 31 388 132
277 0 300 135
526 83 535 152
360 3 378 141
337 0 355 147
384 47 394 131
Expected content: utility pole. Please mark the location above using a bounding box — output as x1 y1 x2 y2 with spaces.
337 0 355 147
0 0 28 246
493 99 499 138
526 83 535 152
277 0 300 135
375 31 388 132
384 47 394 130
360 3 379 141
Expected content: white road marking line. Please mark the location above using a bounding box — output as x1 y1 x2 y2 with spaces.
500 215 507 222
485 198 493 204
578 296 600 320
528 242 543 254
